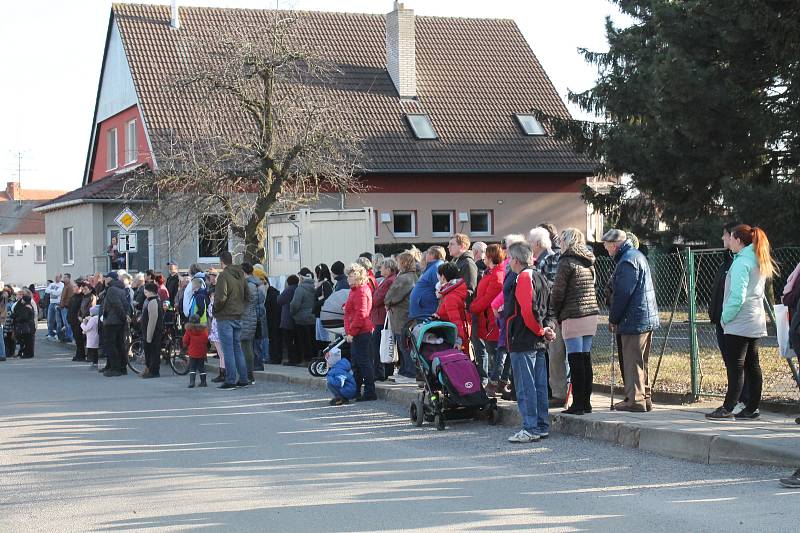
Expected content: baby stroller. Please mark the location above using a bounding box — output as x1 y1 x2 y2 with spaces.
309 289 350 377
406 318 499 430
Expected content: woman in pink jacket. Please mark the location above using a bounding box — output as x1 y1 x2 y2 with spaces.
345 263 375 401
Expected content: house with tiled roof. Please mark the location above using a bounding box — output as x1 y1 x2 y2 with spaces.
1 182 67 287
36 2 596 277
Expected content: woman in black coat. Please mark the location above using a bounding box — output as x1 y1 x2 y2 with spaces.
13 291 37 358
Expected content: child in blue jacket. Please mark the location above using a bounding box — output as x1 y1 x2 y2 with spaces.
327 357 357 405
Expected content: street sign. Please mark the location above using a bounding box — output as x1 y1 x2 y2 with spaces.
114 207 140 232
117 232 138 253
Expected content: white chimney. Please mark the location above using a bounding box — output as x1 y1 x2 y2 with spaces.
170 0 180 30
386 1 416 98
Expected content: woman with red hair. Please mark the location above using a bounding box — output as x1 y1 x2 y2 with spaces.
706 225 776 420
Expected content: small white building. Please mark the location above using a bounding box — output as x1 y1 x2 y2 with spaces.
267 208 375 277
0 182 67 288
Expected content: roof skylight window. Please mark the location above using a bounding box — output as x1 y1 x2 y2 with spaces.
515 114 547 136
406 114 438 140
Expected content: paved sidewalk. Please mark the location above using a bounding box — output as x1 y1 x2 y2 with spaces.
207 358 800 468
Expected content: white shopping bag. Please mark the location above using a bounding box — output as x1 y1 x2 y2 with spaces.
380 314 398 363
775 304 792 359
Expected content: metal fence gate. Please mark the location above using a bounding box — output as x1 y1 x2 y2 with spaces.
591 247 800 403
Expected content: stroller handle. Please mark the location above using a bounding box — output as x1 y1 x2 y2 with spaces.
323 336 347 355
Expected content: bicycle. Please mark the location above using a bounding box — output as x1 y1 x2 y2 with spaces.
127 319 189 375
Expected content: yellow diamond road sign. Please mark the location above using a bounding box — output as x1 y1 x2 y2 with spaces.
114 208 140 232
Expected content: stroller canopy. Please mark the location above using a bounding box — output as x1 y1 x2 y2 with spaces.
411 321 459 351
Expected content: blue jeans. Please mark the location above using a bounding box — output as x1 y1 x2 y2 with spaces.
510 349 550 435
59 307 73 342
471 316 489 387
254 336 268 365
217 319 248 385
564 335 594 354
47 303 60 337
398 330 416 378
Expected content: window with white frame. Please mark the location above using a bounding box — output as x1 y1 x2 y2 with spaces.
470 210 492 236
290 236 300 260
125 119 137 164
431 211 454 237
35 244 46 263
63 227 74 264
16 246 23 256
197 215 229 260
7 246 13 257
273 237 283 260
106 128 118 170
392 211 416 237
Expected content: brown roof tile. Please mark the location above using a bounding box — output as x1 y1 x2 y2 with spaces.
112 4 596 175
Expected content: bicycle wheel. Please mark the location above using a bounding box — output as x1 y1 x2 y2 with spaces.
168 338 190 375
127 338 146 374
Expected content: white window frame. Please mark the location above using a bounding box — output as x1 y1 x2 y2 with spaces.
125 119 137 165
63 227 74 265
197 216 231 263
290 236 301 260
106 128 118 171
34 244 46 264
273 237 283 261
7 246 13 257
392 210 416 238
16 247 23 256
469 210 492 237
431 210 454 237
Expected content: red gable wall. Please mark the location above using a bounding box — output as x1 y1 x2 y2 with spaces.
90 105 152 183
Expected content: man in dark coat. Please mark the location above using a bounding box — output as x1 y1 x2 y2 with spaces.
101 272 132 377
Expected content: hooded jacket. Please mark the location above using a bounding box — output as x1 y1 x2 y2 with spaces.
241 275 266 340
722 244 767 338
326 358 357 399
409 259 443 319
469 264 505 342
436 279 469 350
550 245 599 321
277 284 297 330
290 276 317 326
608 240 659 335
213 265 249 321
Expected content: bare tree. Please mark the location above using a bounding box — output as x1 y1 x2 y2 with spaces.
120 12 362 263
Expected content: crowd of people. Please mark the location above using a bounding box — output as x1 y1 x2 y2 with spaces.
1 220 798 487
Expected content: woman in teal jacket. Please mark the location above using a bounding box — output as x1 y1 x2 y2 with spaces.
707 225 775 420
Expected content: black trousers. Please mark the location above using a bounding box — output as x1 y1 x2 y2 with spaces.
723 334 763 412
73 322 86 359
279 328 296 364
144 339 161 376
18 333 34 357
4 332 15 357
294 324 315 363
103 324 127 372
268 328 282 363
189 358 206 373
87 347 99 364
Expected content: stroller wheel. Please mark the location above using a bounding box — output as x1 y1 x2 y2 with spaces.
434 413 446 431
308 359 319 376
410 399 424 427
314 359 328 377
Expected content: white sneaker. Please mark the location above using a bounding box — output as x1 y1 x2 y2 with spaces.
508 429 540 443
394 375 416 384
732 402 746 415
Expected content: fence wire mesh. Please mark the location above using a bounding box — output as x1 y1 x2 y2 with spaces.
591 247 800 404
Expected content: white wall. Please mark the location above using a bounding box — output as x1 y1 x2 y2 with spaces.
0 234 47 288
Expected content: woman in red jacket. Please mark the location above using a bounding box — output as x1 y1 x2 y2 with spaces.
344 263 376 401
435 262 469 354
469 244 506 393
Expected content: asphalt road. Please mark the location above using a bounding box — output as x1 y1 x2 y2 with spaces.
1 333 797 532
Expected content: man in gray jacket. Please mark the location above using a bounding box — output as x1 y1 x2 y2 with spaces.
290 269 317 364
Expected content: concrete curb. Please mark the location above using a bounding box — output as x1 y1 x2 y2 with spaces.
207 359 800 468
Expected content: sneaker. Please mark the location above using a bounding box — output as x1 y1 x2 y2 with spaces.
394 375 416 384
235 381 249 388
731 402 746 415
734 409 760 420
533 432 550 439
779 468 800 488
705 406 734 419
218 383 238 390
508 429 540 443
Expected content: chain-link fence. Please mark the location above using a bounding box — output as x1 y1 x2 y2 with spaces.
591 247 800 404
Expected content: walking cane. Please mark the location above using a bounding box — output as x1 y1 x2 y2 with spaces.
610 329 617 411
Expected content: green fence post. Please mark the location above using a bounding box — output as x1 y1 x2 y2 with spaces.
687 247 700 400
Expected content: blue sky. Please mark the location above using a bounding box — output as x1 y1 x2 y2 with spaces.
0 0 629 191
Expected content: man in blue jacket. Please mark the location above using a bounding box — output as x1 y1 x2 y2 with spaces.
603 229 659 412
409 246 446 319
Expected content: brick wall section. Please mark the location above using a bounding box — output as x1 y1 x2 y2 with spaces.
386 3 417 97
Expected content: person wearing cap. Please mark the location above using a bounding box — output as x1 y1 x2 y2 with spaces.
166 262 180 305
100 271 133 377
602 229 659 412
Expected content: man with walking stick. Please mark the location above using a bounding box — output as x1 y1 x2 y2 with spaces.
603 230 659 412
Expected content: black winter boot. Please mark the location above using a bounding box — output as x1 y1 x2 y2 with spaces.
199 373 207 387
211 369 225 383
563 353 585 415
188 372 196 388
583 352 593 413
